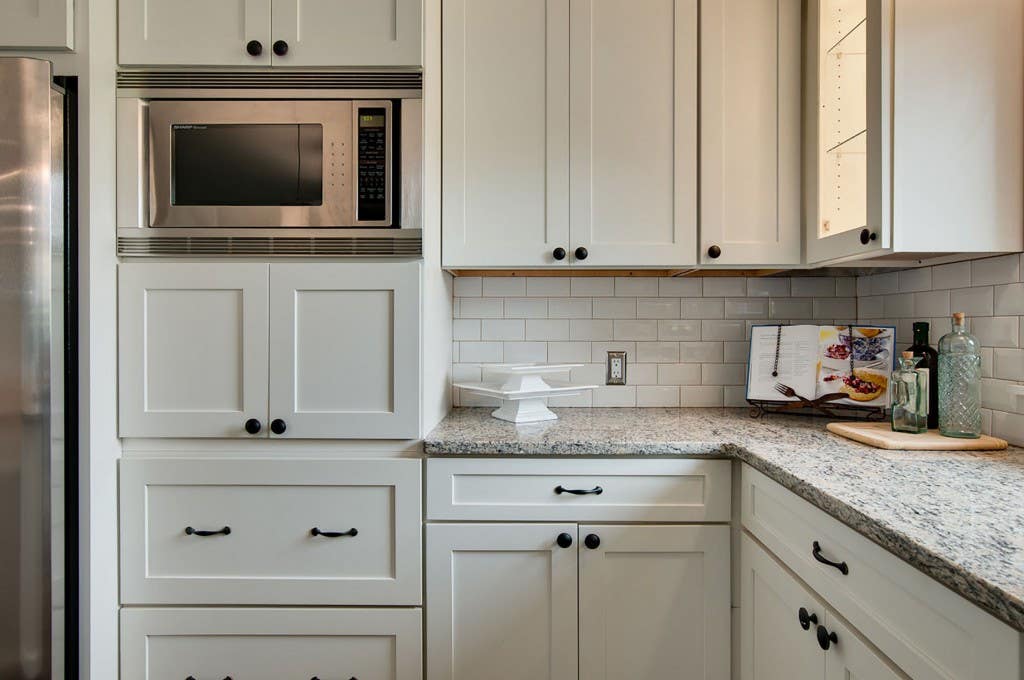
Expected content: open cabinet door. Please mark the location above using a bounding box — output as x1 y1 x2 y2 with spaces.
806 0 892 264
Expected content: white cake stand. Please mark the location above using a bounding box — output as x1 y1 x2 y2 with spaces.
454 364 598 423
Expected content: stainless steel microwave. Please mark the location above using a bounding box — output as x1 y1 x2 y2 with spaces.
116 78 422 256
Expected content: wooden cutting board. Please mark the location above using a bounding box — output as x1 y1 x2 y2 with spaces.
826 421 1008 450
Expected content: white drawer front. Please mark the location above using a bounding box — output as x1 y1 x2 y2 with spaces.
427 458 731 521
121 458 421 605
741 464 1020 680
121 608 422 680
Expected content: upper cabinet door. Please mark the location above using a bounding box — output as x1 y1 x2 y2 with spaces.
579 525 730 680
118 263 270 438
270 0 422 66
441 0 571 268
700 0 801 266
569 0 697 267
426 523 579 680
119 0 272 66
268 262 420 439
805 0 889 264
0 0 73 49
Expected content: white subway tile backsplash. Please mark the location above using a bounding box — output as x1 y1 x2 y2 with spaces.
481 319 525 341
702 277 746 297
658 363 702 385
992 410 1024 445
770 298 812 319
459 297 503 318
526 319 570 341
994 282 1024 316
453 319 481 341
615 319 658 341
570 319 613 341
724 386 748 407
482 277 526 297
932 261 971 290
898 267 932 293
637 386 681 407
701 320 747 341
591 341 636 363
835 277 857 297
791 277 835 297
504 297 548 318
868 271 900 296
993 348 1024 380
658 319 702 341
972 254 1020 286
636 341 681 363
503 342 547 363
912 290 950 318
725 298 769 319
680 341 724 363
549 341 591 363
527 277 571 297
980 378 1022 413
637 297 680 319
858 295 885 319
570 363 606 384
681 386 724 407
972 317 1019 349
453 277 482 297
747 277 791 297
571 277 615 296
629 363 658 385
593 297 637 319
460 341 502 363
950 287 994 317
593 385 637 407
659 278 702 297
615 277 659 297
681 298 725 319
549 297 593 319
813 298 858 320
702 363 746 386
981 347 994 378
883 294 914 318
724 341 750 363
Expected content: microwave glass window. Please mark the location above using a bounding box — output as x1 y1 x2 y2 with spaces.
357 109 387 221
171 123 323 207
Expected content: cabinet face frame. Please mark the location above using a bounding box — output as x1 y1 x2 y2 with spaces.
425 523 580 680
120 458 422 605
579 524 731 680
118 263 271 438
0 0 73 49
267 261 421 439
805 0 892 264
119 0 273 66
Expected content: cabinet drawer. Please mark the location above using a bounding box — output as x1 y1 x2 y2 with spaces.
121 458 421 605
427 458 730 521
121 608 422 680
741 464 1019 680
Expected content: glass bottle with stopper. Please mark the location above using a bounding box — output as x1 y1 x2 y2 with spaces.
891 351 927 434
938 312 982 438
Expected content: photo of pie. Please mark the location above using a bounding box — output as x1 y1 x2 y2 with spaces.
823 368 888 402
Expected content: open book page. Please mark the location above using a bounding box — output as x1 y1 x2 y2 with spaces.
746 325 819 401
815 325 895 407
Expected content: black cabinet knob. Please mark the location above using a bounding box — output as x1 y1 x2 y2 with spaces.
707 244 722 259
816 624 838 650
244 418 262 435
270 418 287 435
273 40 289 56
553 247 567 261
584 533 601 550
859 228 877 245
574 246 588 260
246 40 263 56
556 532 573 548
798 607 818 631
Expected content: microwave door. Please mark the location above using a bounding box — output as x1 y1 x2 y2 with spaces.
147 100 353 228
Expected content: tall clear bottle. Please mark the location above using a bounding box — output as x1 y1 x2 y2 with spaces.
937 312 982 438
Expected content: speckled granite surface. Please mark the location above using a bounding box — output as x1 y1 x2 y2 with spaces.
425 407 1024 632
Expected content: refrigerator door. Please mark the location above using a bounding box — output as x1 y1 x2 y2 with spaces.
0 57 63 680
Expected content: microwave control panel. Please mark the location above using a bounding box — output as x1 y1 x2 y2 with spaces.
356 107 389 223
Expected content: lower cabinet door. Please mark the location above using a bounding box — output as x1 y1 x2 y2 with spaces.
741 532 826 680
426 523 579 680
579 525 731 680
121 607 422 679
824 614 908 680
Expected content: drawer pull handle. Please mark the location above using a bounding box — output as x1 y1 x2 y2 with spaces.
184 526 231 537
797 607 818 630
812 541 849 575
554 485 603 496
816 624 839 650
311 527 358 538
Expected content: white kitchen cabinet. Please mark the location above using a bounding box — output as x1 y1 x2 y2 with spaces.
579 524 730 680
118 263 270 438
806 0 1023 264
119 0 272 66
825 615 907 680
118 0 421 67
122 607 422 679
268 262 420 439
700 0 801 266
119 262 420 439
271 0 421 67
441 0 570 268
0 0 73 49
568 0 697 267
425 523 579 680
441 0 698 269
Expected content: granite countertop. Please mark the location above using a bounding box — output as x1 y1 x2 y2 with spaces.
425 407 1024 632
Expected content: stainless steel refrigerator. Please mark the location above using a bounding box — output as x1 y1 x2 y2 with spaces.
0 57 77 680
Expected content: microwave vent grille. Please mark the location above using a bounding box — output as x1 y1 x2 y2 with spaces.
117 235 423 257
116 70 423 90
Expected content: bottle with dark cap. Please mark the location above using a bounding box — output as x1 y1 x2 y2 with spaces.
905 321 939 429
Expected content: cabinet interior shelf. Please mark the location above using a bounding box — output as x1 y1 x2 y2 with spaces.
826 16 866 55
826 128 866 155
